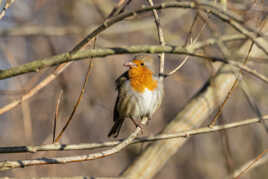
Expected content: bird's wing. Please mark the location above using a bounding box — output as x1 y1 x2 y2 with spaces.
108 93 125 137
115 71 129 90
113 71 128 122
113 94 120 122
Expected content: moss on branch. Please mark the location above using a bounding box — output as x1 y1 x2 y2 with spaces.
0 45 189 80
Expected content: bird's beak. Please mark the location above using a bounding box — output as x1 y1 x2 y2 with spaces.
123 61 137 68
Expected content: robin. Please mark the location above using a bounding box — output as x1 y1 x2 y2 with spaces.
108 55 164 138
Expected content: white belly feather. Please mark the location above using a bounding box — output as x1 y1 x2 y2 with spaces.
142 88 153 110
139 88 158 115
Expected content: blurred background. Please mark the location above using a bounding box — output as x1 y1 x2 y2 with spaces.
0 0 268 178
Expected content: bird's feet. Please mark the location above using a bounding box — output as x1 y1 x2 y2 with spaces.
146 116 152 125
129 118 144 134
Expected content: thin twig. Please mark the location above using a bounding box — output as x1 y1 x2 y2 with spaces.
197 10 235 173
0 115 267 154
54 59 93 143
106 0 132 19
163 15 206 77
166 21 207 77
184 12 199 47
52 90 63 143
232 148 268 179
198 10 236 127
209 14 265 126
194 1 268 55
0 0 15 20
165 56 189 76
69 1 267 56
54 36 96 142
146 0 166 76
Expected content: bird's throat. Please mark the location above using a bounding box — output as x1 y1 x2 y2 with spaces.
128 67 157 93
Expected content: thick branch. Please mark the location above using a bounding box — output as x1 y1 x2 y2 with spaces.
0 45 267 85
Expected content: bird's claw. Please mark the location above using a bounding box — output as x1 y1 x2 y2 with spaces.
130 118 144 134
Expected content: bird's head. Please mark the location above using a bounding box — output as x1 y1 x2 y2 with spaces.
124 55 157 92
124 55 154 73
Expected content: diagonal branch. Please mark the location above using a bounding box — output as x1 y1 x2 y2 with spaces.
69 1 268 56
0 0 15 20
0 118 148 171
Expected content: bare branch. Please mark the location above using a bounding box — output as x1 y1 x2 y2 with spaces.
0 115 267 154
52 90 63 143
0 45 267 85
0 0 15 20
70 1 267 55
0 34 247 117
164 56 189 76
146 0 166 76
106 0 132 19
0 118 147 171
231 148 268 179
54 59 93 142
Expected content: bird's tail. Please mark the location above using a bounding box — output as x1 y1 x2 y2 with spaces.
108 118 125 138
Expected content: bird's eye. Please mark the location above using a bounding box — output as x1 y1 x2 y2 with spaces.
141 62 144 66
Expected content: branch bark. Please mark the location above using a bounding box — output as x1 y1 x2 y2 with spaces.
0 115 266 154
0 45 267 85
0 118 147 171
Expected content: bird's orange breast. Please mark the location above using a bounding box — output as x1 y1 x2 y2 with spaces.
128 66 157 93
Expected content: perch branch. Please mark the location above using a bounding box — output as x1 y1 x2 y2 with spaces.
0 118 148 171
0 115 266 154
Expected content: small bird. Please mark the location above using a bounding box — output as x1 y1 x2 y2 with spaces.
108 55 164 138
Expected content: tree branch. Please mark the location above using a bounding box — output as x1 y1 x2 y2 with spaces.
69 1 267 55
0 117 147 171
146 0 166 76
0 115 266 154
0 45 267 85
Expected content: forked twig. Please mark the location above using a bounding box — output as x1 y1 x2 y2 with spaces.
209 14 265 126
161 22 207 77
54 59 93 143
106 0 132 19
